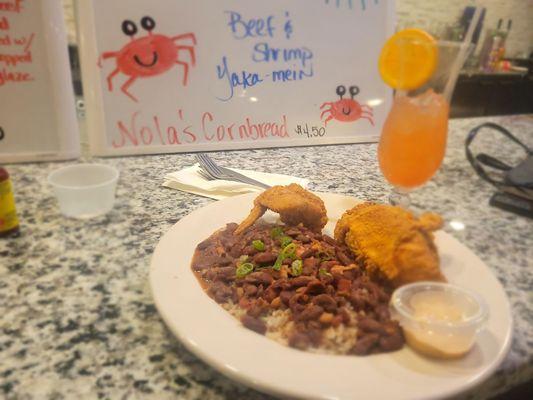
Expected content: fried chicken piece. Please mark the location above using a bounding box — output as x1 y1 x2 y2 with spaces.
235 184 327 235
334 203 444 287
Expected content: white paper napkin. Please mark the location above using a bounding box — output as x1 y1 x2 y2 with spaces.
163 164 309 200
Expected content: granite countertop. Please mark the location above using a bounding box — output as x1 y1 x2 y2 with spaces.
1 115 532 399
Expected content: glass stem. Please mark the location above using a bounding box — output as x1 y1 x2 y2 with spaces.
389 187 411 207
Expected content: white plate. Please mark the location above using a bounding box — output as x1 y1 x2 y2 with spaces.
150 193 512 400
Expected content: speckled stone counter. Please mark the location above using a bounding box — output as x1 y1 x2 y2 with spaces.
1 115 532 399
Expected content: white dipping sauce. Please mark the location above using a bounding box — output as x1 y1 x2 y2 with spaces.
404 290 478 358
391 282 488 359
410 291 465 322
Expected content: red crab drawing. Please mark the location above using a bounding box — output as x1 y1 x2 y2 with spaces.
320 85 374 126
98 16 197 102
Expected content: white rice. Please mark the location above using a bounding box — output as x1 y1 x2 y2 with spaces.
222 301 360 355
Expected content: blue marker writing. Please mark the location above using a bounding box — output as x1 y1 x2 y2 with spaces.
272 64 314 82
252 43 313 68
216 56 263 101
225 11 275 39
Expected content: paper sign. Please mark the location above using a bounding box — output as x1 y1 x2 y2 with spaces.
78 0 394 156
0 0 79 163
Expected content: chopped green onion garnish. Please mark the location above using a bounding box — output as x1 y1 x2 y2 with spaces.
252 239 265 251
271 227 284 239
319 268 332 277
236 262 254 278
291 259 303 276
272 256 283 271
280 236 293 248
318 251 333 262
282 243 297 259
272 242 299 272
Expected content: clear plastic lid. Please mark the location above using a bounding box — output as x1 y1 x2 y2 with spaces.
391 281 489 329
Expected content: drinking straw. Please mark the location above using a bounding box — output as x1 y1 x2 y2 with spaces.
443 6 482 102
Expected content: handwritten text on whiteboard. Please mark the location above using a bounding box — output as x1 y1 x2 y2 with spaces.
216 10 314 101
0 0 35 87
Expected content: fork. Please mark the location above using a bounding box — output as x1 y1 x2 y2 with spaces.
197 168 253 186
197 168 217 181
196 153 271 189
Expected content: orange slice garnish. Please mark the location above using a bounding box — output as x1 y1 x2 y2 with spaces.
378 29 438 90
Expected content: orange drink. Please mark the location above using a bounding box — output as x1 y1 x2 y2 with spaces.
378 90 449 189
376 27 470 205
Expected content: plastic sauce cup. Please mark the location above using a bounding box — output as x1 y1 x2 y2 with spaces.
390 282 488 359
48 164 119 219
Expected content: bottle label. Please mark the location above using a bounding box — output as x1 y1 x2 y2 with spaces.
0 179 19 232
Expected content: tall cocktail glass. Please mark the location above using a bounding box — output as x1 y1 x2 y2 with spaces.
378 40 462 206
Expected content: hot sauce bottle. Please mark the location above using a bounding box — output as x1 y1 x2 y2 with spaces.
0 166 20 237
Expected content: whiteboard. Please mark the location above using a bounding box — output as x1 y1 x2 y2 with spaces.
0 0 79 163
78 0 394 156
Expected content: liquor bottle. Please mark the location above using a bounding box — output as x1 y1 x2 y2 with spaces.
0 166 20 237
497 20 512 69
478 19 506 72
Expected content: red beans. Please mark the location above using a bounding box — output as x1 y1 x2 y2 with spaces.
247 298 269 317
355 317 403 354
290 276 314 287
194 223 404 355
300 248 317 259
208 282 233 303
305 279 326 295
279 290 295 306
336 249 353 265
243 284 258 297
302 257 319 274
320 260 338 270
285 228 302 236
241 315 267 335
245 271 274 286
337 278 352 293
352 333 379 355
296 234 311 243
379 331 404 352
196 238 212 250
288 293 308 313
357 317 385 334
296 305 324 321
312 294 337 313
242 245 258 256
262 286 279 303
253 251 277 264
192 254 232 271
375 304 391 322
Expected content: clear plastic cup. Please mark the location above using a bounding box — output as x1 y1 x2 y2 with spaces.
48 164 119 219
390 282 488 359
